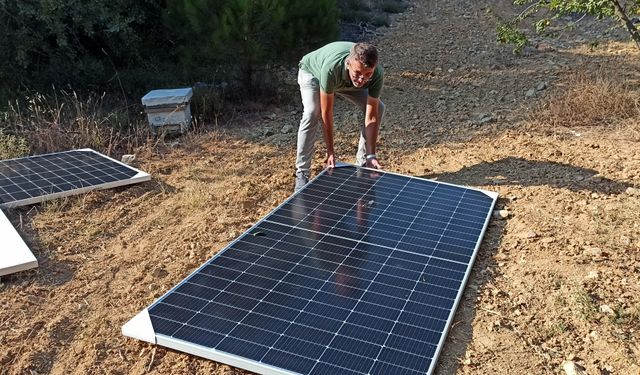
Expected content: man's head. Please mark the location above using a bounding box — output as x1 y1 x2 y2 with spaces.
346 42 378 88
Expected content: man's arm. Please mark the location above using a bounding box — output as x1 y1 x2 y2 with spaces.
364 96 382 169
320 90 336 168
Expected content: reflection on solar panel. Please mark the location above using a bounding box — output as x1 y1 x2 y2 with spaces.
0 209 37 276
123 166 498 375
0 149 151 208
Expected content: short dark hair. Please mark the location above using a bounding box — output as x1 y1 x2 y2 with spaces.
349 42 378 68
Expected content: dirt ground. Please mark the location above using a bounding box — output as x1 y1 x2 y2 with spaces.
2 0 639 374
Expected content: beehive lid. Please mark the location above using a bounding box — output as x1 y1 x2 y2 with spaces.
142 88 193 107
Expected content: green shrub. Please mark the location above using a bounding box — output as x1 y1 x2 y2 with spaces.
166 0 339 95
0 0 170 99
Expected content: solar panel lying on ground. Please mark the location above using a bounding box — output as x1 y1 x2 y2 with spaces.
123 166 497 375
0 209 37 276
0 149 151 208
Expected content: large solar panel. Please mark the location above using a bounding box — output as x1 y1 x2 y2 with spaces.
123 166 497 374
0 209 38 276
0 149 151 208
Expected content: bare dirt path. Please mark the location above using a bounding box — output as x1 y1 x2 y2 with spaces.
1 1 639 374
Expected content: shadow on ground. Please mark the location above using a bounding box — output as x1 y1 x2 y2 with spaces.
422 157 632 194
433 194 507 374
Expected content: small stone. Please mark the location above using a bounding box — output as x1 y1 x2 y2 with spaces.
536 82 548 91
121 154 136 164
151 268 168 278
583 247 603 257
281 124 294 134
462 351 473 365
541 237 555 244
626 187 640 196
588 331 599 341
585 270 599 280
599 304 615 315
492 209 510 219
477 113 494 124
620 235 631 246
519 231 538 239
562 360 586 375
525 88 536 98
263 129 274 137
265 113 277 120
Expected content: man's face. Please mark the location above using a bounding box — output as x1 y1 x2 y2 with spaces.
347 58 375 88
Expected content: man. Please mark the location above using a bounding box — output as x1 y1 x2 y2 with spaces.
294 41 385 191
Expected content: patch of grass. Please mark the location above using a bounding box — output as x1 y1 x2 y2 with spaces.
0 128 29 159
588 198 640 251
609 304 640 326
573 289 598 321
181 182 218 211
41 196 73 214
536 70 640 129
2 90 150 157
554 294 567 307
549 319 570 337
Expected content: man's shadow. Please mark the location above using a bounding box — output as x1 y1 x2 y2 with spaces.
426 156 631 374
421 157 632 195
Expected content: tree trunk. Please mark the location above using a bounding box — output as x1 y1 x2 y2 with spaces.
609 0 640 49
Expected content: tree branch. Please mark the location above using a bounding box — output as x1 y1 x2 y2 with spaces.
609 0 640 49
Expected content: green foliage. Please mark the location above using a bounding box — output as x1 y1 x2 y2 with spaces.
0 0 169 99
498 0 640 52
497 23 529 53
167 0 339 93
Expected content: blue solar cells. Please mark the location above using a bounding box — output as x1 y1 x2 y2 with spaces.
141 166 496 374
0 149 148 207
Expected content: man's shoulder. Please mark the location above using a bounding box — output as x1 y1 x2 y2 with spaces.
305 41 353 60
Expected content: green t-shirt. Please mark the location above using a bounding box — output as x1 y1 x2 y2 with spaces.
299 41 384 98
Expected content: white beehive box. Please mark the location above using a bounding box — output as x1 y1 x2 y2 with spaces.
141 87 193 134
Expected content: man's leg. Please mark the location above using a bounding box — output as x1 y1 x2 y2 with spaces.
295 69 321 190
337 90 385 166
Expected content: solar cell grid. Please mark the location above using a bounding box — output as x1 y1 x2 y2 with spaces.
0 149 150 207
124 166 497 375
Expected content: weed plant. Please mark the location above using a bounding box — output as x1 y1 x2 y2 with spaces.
1 90 150 157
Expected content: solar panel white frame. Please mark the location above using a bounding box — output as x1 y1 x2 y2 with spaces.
124 166 498 375
0 209 38 276
0 148 151 208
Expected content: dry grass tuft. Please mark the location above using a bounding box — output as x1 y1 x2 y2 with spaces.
536 70 640 129
2 90 150 157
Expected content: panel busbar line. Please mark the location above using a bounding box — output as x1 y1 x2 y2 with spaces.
123 166 498 375
0 149 151 208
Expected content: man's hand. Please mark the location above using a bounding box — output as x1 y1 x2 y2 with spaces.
325 153 337 168
365 156 382 169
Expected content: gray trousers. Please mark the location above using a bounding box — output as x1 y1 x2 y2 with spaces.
295 69 385 175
